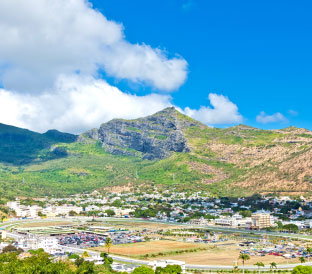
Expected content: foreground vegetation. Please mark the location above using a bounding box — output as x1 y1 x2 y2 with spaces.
0 249 310 274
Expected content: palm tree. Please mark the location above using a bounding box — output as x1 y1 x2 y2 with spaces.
254 262 264 274
82 251 90 258
105 237 113 254
239 254 250 274
306 247 312 262
299 257 306 264
270 262 277 271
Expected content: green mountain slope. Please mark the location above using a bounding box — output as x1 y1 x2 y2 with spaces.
0 123 77 164
0 109 312 198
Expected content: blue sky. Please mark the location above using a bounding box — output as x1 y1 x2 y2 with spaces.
90 0 312 129
0 0 311 133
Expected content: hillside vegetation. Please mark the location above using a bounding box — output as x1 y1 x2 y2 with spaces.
0 109 312 198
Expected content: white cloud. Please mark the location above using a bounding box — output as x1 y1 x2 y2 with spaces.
0 75 172 133
0 1 243 133
256 111 288 124
0 77 243 133
288 109 298 116
184 93 243 125
0 0 187 92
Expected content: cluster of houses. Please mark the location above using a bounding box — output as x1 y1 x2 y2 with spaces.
6 198 133 219
5 190 312 231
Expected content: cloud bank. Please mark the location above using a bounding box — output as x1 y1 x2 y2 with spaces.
0 76 173 133
0 0 243 133
0 79 242 133
0 0 187 92
256 111 287 124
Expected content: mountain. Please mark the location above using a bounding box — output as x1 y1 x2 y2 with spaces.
0 109 311 198
0 123 77 164
79 107 200 160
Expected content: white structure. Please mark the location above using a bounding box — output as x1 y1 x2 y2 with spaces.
7 200 42 218
214 217 238 227
43 205 83 217
0 230 6 239
18 236 60 254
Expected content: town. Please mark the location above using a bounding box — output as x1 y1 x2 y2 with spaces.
0 189 311 273
5 189 312 231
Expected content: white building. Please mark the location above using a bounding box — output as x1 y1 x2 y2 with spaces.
214 217 238 227
18 236 60 254
7 200 42 218
43 205 82 217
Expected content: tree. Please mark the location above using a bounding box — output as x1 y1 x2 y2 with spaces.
254 262 264 274
0 251 76 273
270 262 277 270
132 266 155 274
29 248 44 255
299 257 306 263
2 244 18 254
75 257 85 267
69 210 77 216
292 265 312 274
68 253 80 260
239 210 252 218
283 224 299 232
38 211 46 217
76 261 95 274
276 221 283 229
82 251 90 258
105 237 113 254
306 247 312 262
155 265 182 274
100 252 113 265
239 254 250 274
163 265 182 274
105 209 115 217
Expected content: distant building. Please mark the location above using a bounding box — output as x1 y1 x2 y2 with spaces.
214 218 237 227
251 211 274 229
189 217 208 225
18 236 60 254
0 230 6 239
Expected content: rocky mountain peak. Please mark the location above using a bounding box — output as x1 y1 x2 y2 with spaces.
79 108 201 160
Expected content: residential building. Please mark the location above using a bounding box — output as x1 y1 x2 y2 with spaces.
251 211 274 229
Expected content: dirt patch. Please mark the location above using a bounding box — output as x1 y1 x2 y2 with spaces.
91 240 204 256
150 244 298 266
104 221 180 231
103 184 133 193
188 162 228 184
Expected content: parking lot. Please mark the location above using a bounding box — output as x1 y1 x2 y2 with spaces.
240 244 311 260
58 231 144 249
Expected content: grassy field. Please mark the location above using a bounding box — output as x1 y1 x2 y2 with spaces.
92 239 299 266
104 220 180 231
18 221 74 228
154 242 298 265
91 240 205 257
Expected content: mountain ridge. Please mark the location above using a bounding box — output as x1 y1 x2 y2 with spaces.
0 108 311 197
